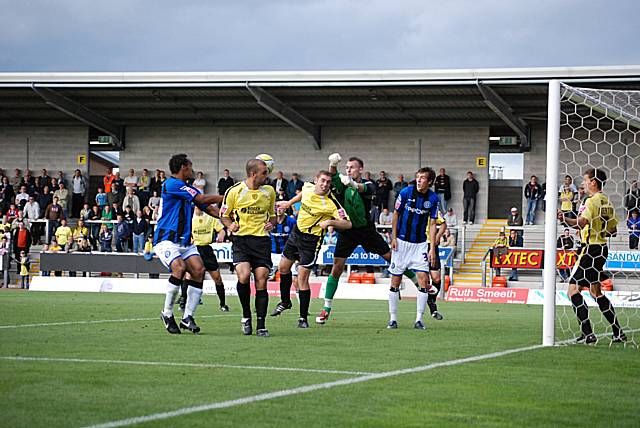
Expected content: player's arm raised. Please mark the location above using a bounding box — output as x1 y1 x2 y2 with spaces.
276 192 302 211
328 152 342 175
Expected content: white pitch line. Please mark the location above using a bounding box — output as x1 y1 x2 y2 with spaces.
82 343 545 428
0 356 372 376
0 310 389 330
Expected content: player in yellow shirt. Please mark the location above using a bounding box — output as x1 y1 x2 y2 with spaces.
178 206 229 312
221 158 276 337
559 168 625 344
271 171 352 327
425 211 447 320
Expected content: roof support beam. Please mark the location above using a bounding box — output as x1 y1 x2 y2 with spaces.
246 84 321 150
477 81 531 151
31 85 125 149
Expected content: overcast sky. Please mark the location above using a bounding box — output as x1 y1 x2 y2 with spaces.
1 0 638 72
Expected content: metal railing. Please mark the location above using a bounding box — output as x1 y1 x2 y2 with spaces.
480 248 493 288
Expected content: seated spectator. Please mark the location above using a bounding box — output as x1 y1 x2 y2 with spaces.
99 224 113 252
72 220 89 248
444 207 458 229
507 229 523 281
193 171 206 192
628 210 640 250
323 226 338 245
5 204 19 223
123 205 135 223
114 214 131 253
54 218 73 251
378 208 392 225
101 205 115 230
79 203 91 221
492 231 508 277
15 185 30 210
507 207 524 238
47 239 63 276
440 229 456 250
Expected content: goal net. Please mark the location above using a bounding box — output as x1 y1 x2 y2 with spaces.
544 82 640 348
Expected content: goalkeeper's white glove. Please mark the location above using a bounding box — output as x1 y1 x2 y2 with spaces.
339 173 358 189
328 153 342 167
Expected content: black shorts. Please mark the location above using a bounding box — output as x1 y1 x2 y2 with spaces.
427 243 441 271
197 245 219 272
232 235 272 270
569 244 609 287
334 225 390 259
283 226 322 268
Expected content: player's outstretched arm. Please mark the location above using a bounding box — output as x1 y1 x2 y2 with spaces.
202 204 220 218
194 193 224 206
276 193 302 211
320 218 352 231
558 209 587 229
328 153 342 175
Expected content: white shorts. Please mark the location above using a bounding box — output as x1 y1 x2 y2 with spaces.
271 253 299 276
388 238 430 276
154 241 200 271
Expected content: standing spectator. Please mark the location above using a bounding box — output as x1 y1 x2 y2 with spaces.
540 182 547 212
286 173 304 200
95 187 108 210
559 183 576 219
24 169 35 187
5 204 19 223
628 210 640 250
1 176 15 212
193 171 206 192
625 180 640 215
434 168 451 214
122 188 141 214
523 175 542 225
11 222 31 270
462 171 479 225
99 224 113 252
217 169 234 195
131 210 148 254
54 218 72 251
507 207 523 238
393 174 408 201
492 230 508 277
109 182 124 208
15 185 30 210
114 214 131 252
50 177 59 192
556 228 575 281
113 171 124 190
149 169 162 195
71 169 86 218
88 205 102 249
101 205 115 230
103 168 116 194
148 190 161 210
124 168 139 192
39 169 52 189
53 182 70 218
0 236 10 287
22 196 41 245
44 196 64 243
123 205 135 224
10 168 23 193
559 175 578 194
507 229 523 281
375 171 393 211
37 186 53 217
271 171 288 197
138 168 151 208
32 176 43 196
18 251 30 289
56 171 67 188
378 207 393 225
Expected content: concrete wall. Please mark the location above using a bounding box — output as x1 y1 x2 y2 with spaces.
0 126 89 179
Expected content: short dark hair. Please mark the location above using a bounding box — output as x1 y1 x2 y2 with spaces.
584 168 607 190
246 158 265 176
348 157 364 168
316 170 332 179
169 154 191 174
416 167 436 183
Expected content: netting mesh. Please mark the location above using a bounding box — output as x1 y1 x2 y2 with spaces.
556 84 640 348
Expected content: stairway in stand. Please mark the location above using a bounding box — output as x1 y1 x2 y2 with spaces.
454 219 506 287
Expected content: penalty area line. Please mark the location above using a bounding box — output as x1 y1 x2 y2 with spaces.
0 355 372 376
82 343 545 428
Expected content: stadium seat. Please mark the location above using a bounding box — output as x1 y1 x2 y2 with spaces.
348 273 362 283
601 278 613 291
361 273 375 284
492 276 507 287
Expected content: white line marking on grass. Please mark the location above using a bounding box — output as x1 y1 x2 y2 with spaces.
82 343 546 428
0 356 372 375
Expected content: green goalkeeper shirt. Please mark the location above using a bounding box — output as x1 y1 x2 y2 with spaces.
331 172 376 228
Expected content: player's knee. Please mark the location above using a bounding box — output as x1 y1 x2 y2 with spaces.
192 264 206 281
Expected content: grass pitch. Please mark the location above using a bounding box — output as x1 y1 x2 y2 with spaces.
1 291 638 427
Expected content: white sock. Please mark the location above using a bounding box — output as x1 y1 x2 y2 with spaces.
163 282 180 317
427 284 438 295
184 286 203 318
388 288 399 322
416 289 428 322
324 298 333 309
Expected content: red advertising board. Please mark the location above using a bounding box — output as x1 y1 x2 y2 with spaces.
490 249 577 269
446 286 529 304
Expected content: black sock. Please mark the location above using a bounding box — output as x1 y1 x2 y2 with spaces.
299 289 311 319
427 280 441 313
180 281 188 301
237 282 252 319
596 295 621 336
255 289 268 329
280 272 293 304
215 282 226 306
571 293 593 336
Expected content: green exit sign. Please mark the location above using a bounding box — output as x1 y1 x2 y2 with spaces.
498 136 518 146
98 136 113 144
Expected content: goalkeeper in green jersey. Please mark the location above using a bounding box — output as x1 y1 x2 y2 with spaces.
280 153 428 324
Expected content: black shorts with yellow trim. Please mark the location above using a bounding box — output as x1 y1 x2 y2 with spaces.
231 235 272 270
283 226 322 268
569 244 609 288
427 243 441 271
197 244 219 272
334 225 390 259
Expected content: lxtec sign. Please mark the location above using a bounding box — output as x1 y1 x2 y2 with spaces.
490 249 577 269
